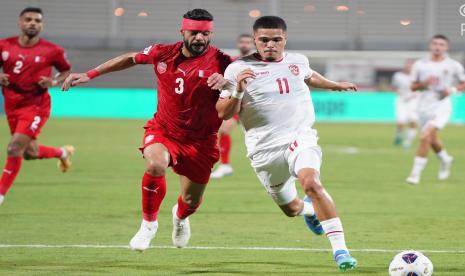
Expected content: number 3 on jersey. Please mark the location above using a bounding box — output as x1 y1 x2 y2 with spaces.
175 77 184 94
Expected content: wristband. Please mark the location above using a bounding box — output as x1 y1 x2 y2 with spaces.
450 86 458 94
86 69 100 79
231 90 244 100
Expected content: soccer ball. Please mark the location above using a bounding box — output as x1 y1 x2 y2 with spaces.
389 250 433 276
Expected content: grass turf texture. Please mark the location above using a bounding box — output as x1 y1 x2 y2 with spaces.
0 118 464 275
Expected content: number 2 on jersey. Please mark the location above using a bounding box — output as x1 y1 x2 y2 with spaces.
13 60 23 74
175 77 184 94
276 78 289 94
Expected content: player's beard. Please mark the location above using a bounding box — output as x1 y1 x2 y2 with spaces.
184 39 210 56
24 28 39 39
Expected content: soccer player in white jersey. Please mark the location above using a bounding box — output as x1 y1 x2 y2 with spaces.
216 16 357 272
391 60 418 148
406 35 465 185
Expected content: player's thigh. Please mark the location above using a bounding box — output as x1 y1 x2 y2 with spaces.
219 118 238 134
14 112 49 140
254 153 297 206
288 145 322 177
143 143 171 171
179 175 207 206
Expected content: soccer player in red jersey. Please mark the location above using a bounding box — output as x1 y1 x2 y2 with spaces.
0 7 74 206
62 9 231 251
211 34 255 179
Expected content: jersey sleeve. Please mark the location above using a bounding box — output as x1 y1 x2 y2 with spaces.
53 46 71 72
391 72 400 89
219 63 241 98
134 44 159 64
455 62 465 83
0 40 4 68
302 55 314 80
410 60 421 83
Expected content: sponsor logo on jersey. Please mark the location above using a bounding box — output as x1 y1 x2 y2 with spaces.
198 69 213 78
1 51 9 61
157 62 167 74
289 64 300 76
144 134 155 145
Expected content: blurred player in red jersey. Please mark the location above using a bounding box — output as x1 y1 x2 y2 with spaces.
62 9 231 251
211 34 254 179
0 7 74 206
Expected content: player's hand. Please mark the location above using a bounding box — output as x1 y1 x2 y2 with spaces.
207 73 228 90
62 73 90 91
0 73 10 86
334 82 357 91
38 76 57 89
236 69 255 92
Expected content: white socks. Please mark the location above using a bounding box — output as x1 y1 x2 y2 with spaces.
142 219 158 230
321 217 348 254
60 147 68 159
298 200 315 216
410 156 428 177
437 150 451 162
403 128 417 147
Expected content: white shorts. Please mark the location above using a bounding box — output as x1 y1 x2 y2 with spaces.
418 98 452 130
396 97 418 124
251 131 322 206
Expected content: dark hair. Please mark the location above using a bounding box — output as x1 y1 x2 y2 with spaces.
238 34 253 40
253 16 287 32
20 7 43 17
183 9 213 21
432 34 449 43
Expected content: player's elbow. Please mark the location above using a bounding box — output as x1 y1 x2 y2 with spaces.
217 110 231 120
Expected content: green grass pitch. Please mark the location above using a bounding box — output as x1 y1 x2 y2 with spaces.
0 118 464 275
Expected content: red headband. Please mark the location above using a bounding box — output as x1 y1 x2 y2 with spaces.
181 18 213 31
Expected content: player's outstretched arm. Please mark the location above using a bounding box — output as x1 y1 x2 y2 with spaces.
61 52 138 91
305 71 357 91
216 69 255 120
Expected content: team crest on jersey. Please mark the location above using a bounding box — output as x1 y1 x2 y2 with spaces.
288 64 300 76
1 51 9 61
144 134 155 145
157 62 167 74
35 56 45 63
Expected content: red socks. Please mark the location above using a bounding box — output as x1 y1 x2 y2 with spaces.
142 172 167 221
219 134 231 164
176 195 201 219
0 156 23 195
37 145 63 159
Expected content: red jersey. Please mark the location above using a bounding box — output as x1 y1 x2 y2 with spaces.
135 42 232 141
0 37 71 112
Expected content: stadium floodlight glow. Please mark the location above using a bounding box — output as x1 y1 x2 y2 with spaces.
400 20 411 26
335 5 349 12
304 5 316 12
138 11 148 17
114 7 125 17
357 10 365 16
248 9 261 18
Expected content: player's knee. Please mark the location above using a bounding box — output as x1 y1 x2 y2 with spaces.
301 176 324 199
281 205 301 217
181 194 202 207
145 158 168 176
7 141 25 157
419 132 432 144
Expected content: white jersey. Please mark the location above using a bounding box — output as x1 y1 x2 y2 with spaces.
220 52 316 159
411 56 465 110
391 71 416 101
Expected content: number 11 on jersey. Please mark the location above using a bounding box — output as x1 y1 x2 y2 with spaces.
276 78 289 94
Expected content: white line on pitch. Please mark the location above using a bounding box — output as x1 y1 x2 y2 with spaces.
0 244 464 254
